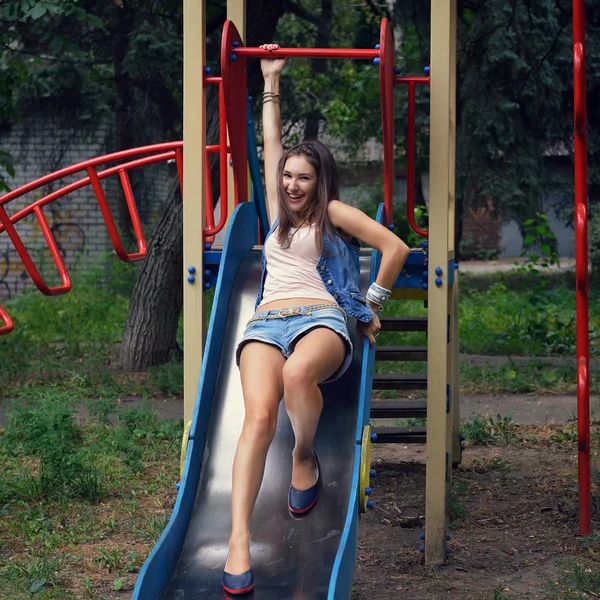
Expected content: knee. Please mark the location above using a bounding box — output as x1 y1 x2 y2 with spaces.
243 407 278 441
282 361 316 396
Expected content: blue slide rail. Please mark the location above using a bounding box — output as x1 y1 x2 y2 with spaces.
327 203 382 598
132 202 257 600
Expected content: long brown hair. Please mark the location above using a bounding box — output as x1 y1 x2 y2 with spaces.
276 140 339 253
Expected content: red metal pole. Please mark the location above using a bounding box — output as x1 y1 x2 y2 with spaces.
233 47 378 60
573 0 590 536
406 81 427 238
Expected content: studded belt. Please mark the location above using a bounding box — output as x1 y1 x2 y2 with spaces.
247 303 344 325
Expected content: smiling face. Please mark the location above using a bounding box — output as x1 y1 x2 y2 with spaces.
282 155 318 217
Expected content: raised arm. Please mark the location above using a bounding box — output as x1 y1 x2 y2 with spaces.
260 45 286 225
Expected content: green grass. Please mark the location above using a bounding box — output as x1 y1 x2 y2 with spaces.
0 386 182 599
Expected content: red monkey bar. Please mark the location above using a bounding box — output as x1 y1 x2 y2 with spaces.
573 0 590 536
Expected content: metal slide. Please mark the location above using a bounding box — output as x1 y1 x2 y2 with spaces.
133 202 375 600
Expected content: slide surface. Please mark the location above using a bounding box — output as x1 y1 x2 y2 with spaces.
163 252 363 599
134 202 375 600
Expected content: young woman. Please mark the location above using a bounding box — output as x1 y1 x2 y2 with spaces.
222 46 410 595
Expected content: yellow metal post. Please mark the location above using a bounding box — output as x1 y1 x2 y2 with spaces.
183 0 207 424
425 0 456 565
448 3 461 467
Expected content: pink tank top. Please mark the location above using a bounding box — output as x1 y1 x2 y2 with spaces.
258 224 337 309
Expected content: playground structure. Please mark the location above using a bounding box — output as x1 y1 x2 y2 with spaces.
0 0 590 597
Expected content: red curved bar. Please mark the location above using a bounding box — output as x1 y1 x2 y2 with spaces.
0 303 14 335
221 21 248 207
87 166 147 262
379 18 395 227
0 142 183 209
0 204 72 295
573 0 590 536
233 47 378 60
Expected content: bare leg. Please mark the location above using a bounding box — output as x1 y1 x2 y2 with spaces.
282 328 345 490
227 342 285 575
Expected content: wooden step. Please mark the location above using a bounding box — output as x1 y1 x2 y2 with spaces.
379 316 428 332
375 345 427 362
370 399 427 419
371 426 427 444
372 373 427 390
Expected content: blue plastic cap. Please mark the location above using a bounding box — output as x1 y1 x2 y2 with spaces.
422 271 428 279
248 96 252 102
370 432 378 443
204 67 211 74
369 469 376 478
394 66 402 75
187 275 195 284
203 269 211 278
388 223 395 231
203 282 212 290
446 545 452 553
176 481 181 491
188 266 196 274
204 243 212 250
366 500 374 510
445 532 451 540
460 434 465 441
419 532 425 540
229 158 233 166
422 241 429 249
424 66 430 74
422 282 428 290
375 43 380 49
435 277 443 287
419 545 425 553
230 53 237 62
454 262 459 270
365 487 372 496
373 57 380 66
232 41 240 48
435 267 443 276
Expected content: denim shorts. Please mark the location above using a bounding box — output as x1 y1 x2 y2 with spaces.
236 304 353 383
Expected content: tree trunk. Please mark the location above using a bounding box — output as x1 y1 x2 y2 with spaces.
119 179 183 371
119 0 284 371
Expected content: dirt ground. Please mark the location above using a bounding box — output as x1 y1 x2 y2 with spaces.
116 392 597 600
1 393 596 599
352 440 591 600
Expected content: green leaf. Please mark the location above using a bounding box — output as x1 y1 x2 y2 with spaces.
27 579 46 594
113 576 127 591
26 3 47 20
505 370 517 380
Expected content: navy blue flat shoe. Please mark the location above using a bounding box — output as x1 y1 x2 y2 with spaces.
288 453 321 516
222 553 254 595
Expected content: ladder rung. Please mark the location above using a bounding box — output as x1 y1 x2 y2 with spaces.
379 316 428 332
372 373 427 390
370 399 427 419
375 346 427 361
372 426 427 444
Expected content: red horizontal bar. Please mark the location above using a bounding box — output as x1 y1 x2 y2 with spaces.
0 303 14 335
396 76 430 85
205 76 222 85
233 47 379 60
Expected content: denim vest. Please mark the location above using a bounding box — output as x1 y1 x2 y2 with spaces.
255 220 375 323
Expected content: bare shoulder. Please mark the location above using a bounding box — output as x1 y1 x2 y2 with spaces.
328 199 371 230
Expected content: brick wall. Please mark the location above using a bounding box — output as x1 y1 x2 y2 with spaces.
0 119 173 300
461 197 502 260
